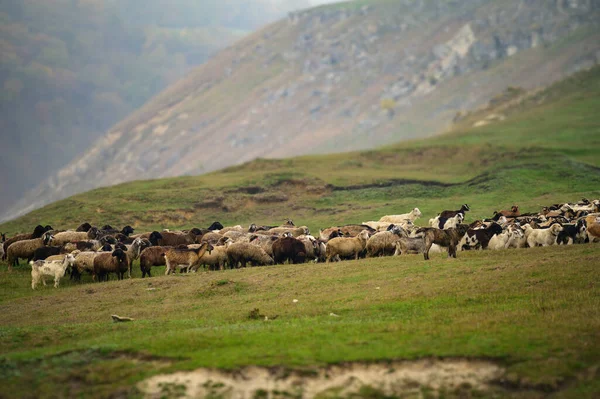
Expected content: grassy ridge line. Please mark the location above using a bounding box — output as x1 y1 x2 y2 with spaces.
0 245 599 397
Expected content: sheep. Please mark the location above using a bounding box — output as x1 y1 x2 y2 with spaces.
226 242 274 268
93 249 130 282
3 225 48 260
52 227 99 246
32 246 66 261
524 223 563 247
76 222 93 232
378 208 422 224
249 234 278 257
200 231 226 244
272 236 306 264
165 242 213 274
439 204 470 219
361 221 393 231
325 230 370 262
6 232 54 270
267 226 310 237
429 213 464 230
157 230 201 246
297 235 325 262
70 250 102 281
319 225 375 242
30 254 76 289
207 221 224 231
98 225 135 237
193 241 230 271
139 246 172 278
420 224 469 260
365 226 407 257
487 226 524 250
218 225 245 234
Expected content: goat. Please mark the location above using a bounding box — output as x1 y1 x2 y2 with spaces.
30 254 75 289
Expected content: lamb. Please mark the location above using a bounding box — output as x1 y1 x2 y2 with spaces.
6 232 54 270
325 230 370 262
524 223 563 247
52 227 99 246
420 224 469 260
226 242 274 268
439 204 470 219
365 226 407 257
272 236 306 264
429 213 464 230
378 208 422 224
30 254 76 289
93 249 130 281
165 242 213 274
139 246 172 278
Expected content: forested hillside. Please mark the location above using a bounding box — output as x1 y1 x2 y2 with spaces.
0 0 310 215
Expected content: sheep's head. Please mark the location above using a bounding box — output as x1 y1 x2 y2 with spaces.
189 228 202 236
457 213 465 223
208 221 224 231
359 230 370 240
301 226 310 235
32 225 46 238
551 224 563 235
248 223 258 233
76 222 92 232
111 248 127 263
65 254 76 266
511 205 519 213
42 232 54 245
413 208 422 217
122 225 135 236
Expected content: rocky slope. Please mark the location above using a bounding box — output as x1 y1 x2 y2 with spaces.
3 0 600 222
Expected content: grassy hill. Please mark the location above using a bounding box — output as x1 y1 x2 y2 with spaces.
0 68 599 398
1 66 599 235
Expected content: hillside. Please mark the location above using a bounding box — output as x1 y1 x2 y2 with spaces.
0 0 311 218
3 0 599 223
1 65 599 235
0 66 599 399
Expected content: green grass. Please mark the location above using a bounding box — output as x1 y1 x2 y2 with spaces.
1 67 600 397
0 246 599 397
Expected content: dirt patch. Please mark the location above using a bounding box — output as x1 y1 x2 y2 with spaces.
139 358 504 398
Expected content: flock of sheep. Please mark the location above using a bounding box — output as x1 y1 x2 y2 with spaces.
1 198 599 289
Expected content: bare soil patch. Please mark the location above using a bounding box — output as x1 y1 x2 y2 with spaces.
139 358 504 398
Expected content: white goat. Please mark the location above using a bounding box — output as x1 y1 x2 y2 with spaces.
30 254 75 289
378 208 422 224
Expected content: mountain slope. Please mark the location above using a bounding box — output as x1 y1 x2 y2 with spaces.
3 0 600 222
0 0 311 217
1 65 599 235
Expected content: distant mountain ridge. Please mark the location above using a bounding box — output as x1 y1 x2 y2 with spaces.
3 0 600 222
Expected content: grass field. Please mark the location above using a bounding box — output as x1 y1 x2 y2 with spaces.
1 68 600 397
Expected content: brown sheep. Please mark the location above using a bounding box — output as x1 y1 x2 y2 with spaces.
272 236 306 264
3 225 48 260
267 226 309 237
6 232 54 270
93 249 130 282
139 246 172 278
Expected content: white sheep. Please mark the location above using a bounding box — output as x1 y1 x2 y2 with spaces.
487 226 524 250
378 208 422 224
30 254 75 289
